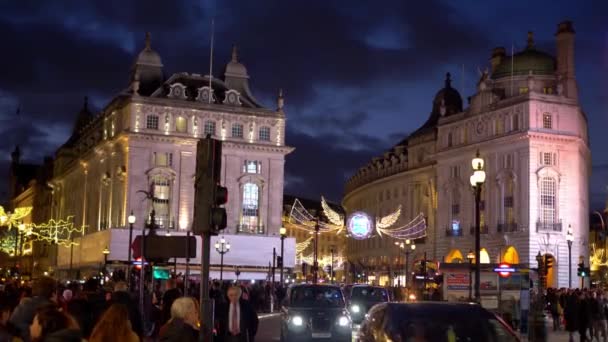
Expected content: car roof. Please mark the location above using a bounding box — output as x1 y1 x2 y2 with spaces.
351 285 387 290
289 283 341 289
382 302 492 317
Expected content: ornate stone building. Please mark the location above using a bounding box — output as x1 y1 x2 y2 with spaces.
50 34 294 278
343 21 589 288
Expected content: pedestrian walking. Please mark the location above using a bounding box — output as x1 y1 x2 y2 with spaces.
217 286 259 342
159 297 199 342
89 303 139 342
9 276 57 342
29 304 81 342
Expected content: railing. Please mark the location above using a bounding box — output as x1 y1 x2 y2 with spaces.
497 222 519 233
536 220 562 232
469 225 489 235
237 224 266 234
445 228 463 237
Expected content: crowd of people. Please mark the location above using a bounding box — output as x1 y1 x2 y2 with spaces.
0 276 262 342
545 287 608 342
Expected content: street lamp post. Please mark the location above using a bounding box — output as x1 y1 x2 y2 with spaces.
102 246 110 276
469 150 486 303
467 250 475 301
215 237 230 282
127 211 136 287
313 219 320 284
396 240 416 295
330 246 335 284
280 227 286 285
566 225 574 288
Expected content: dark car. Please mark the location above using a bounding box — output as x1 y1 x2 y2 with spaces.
280 284 352 342
348 285 390 324
357 302 520 342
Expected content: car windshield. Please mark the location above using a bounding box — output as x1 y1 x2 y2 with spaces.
290 286 345 308
388 313 517 342
351 287 388 302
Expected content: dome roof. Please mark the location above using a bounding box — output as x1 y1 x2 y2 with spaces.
224 46 248 78
135 33 163 67
492 32 555 79
432 72 463 116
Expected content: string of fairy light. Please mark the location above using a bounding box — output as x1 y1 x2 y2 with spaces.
0 207 87 252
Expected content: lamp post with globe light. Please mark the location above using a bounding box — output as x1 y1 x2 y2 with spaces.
467 250 475 301
395 240 416 290
215 237 230 282
127 211 136 286
469 150 486 303
566 225 574 288
280 227 287 284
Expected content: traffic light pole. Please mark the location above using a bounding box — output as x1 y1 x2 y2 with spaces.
200 231 214 342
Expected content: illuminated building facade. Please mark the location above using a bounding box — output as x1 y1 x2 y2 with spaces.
344 21 589 288
49 34 294 277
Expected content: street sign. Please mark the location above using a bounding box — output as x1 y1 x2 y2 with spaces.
493 263 516 278
132 235 197 259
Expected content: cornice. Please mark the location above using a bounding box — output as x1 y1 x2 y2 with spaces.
222 141 295 155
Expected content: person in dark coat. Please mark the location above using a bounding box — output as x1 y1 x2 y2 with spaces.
110 281 143 338
159 297 199 342
161 279 182 325
217 286 259 342
9 276 57 342
579 292 592 342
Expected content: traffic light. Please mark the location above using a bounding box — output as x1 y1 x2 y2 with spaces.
544 255 554 275
276 256 283 268
192 136 227 235
577 262 584 277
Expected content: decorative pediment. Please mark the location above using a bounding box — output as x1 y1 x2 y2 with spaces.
237 173 265 186
168 83 187 99
536 166 561 182
145 166 177 179
495 169 517 184
196 86 215 103
223 89 242 106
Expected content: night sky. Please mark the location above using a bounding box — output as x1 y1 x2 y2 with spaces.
0 1 607 209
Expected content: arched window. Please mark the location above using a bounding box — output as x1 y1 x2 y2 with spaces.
175 116 187 133
540 177 556 224
151 175 172 229
240 183 261 234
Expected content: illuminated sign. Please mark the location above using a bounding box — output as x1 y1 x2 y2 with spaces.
347 212 374 240
493 263 516 278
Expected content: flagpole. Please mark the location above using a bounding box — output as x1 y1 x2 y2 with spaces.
209 18 215 104
510 43 514 96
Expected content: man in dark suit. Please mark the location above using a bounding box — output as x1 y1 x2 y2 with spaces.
217 285 259 342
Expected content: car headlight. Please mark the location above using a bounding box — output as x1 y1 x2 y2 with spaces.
338 315 350 327
351 304 360 313
291 315 304 326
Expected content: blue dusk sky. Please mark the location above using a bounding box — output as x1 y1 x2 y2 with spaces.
0 0 606 208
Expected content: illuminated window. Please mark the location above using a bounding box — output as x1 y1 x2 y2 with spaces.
146 115 159 130
540 177 556 223
258 127 271 141
175 116 187 133
151 175 172 229
543 87 554 94
240 183 261 234
542 113 552 129
232 123 243 138
496 117 505 134
243 160 261 174
519 87 529 94
504 178 515 225
203 121 216 136
153 152 173 167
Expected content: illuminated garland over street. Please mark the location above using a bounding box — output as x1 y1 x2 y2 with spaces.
321 196 344 226
289 199 342 233
295 236 313 255
376 205 402 229
29 216 86 247
376 213 427 240
0 206 33 229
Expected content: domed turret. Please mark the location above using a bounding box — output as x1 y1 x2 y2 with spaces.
432 73 463 117
492 32 556 79
130 32 164 96
224 45 249 79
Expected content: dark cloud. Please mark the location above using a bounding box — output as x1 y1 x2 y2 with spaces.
0 0 606 206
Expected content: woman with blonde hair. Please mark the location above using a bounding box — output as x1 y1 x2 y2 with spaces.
89 304 139 342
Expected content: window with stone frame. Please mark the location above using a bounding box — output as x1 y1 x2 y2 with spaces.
153 152 173 167
542 113 552 129
504 178 515 224
240 182 261 234
243 160 261 174
151 175 172 229
258 126 271 141
146 115 159 130
204 121 216 136
539 177 556 223
232 123 244 138
512 114 519 131
175 116 187 133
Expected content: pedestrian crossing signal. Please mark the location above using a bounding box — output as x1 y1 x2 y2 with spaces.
577 262 584 277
